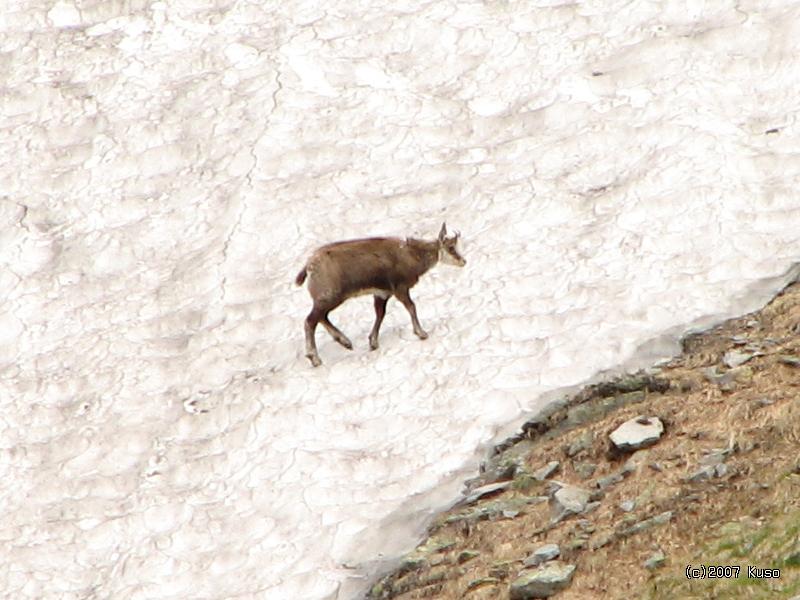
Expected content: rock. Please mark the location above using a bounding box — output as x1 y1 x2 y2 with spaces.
699 451 726 466
703 366 723 384
595 472 625 490
462 481 512 505
584 501 602 514
566 431 593 457
475 440 533 487
593 373 669 396
644 551 666 570
510 561 576 599
619 511 673 538
523 543 561 567
779 354 800 367
466 576 500 591
551 484 590 521
688 465 715 482
648 462 664 472
444 496 547 526
706 365 754 391
688 453 729 481
620 500 636 512
609 416 664 452
458 550 480 564
533 461 560 481
575 462 597 479
398 555 427 573
723 350 755 368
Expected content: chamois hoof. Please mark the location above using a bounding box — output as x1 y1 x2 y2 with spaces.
307 354 322 367
340 338 353 350
416 330 429 340
369 338 379 351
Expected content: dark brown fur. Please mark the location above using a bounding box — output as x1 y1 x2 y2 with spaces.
296 224 465 366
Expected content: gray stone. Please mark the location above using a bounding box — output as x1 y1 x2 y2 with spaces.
609 416 664 452
704 365 752 391
699 451 726 467
523 543 560 567
533 461 560 481
584 500 601 514
620 499 636 512
688 457 728 481
596 471 624 490
575 462 597 479
551 484 590 521
566 431 593 457
619 511 673 537
462 480 511 505
688 465 716 482
398 555 427 572
644 551 666 570
723 350 755 368
444 496 547 526
510 561 576 599
779 354 800 367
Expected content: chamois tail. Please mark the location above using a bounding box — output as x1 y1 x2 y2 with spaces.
294 266 308 286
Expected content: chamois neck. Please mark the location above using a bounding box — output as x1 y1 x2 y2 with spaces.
405 237 439 274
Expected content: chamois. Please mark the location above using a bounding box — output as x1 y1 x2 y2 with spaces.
295 223 466 367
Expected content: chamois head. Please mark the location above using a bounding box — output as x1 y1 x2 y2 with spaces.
437 222 466 267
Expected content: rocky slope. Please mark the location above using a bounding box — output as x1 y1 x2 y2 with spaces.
366 278 800 599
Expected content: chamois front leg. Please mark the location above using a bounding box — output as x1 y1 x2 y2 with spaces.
395 287 428 340
369 295 389 350
321 314 353 350
304 308 323 367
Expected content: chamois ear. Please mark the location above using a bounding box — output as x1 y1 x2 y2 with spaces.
438 222 447 242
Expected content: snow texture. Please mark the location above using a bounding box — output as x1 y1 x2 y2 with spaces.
1 1 799 599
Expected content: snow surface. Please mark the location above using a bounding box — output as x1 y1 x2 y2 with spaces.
2 1 800 599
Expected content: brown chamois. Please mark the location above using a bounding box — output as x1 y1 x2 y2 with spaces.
295 223 466 367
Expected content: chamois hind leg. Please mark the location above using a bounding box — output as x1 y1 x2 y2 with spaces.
304 307 324 367
369 295 389 350
395 287 428 340
321 314 353 350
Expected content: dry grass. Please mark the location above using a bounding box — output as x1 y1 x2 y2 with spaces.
367 280 800 600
